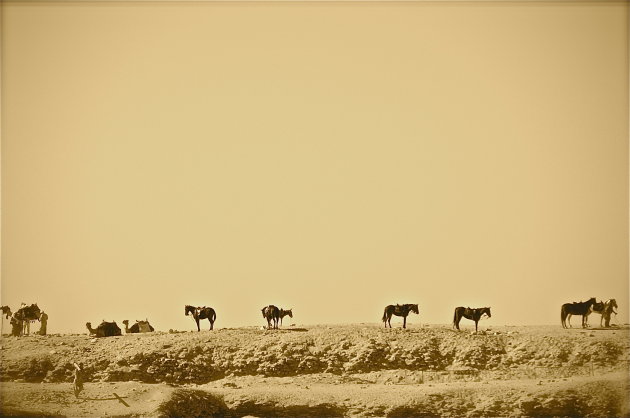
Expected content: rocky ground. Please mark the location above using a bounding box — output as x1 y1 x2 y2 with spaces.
1 324 628 417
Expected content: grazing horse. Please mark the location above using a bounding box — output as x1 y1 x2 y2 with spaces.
382 304 419 329
262 305 280 329
184 305 216 331
453 307 491 332
279 308 293 326
560 298 596 329
601 299 618 328
14 303 42 335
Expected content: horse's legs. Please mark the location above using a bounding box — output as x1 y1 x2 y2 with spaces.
403 316 407 329
387 315 392 328
567 314 572 328
196 318 201 332
474 320 478 333
209 319 213 331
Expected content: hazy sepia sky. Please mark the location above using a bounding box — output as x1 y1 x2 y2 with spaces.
2 1 628 333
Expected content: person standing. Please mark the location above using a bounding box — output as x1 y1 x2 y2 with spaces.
38 311 48 335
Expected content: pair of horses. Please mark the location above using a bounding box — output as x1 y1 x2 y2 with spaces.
184 305 294 331
382 304 492 332
560 298 618 328
261 305 293 329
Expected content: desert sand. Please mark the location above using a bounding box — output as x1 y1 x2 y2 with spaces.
1 324 628 417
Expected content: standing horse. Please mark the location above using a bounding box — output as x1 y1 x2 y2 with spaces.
453 307 491 333
262 305 280 329
185 305 216 331
279 308 293 326
14 303 42 335
560 298 596 328
382 304 419 329
583 300 605 327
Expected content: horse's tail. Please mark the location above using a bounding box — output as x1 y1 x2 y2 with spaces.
560 305 567 326
453 309 457 327
381 308 387 323
261 308 266 318
212 309 217 322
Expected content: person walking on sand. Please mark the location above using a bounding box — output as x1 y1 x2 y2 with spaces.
73 362 84 398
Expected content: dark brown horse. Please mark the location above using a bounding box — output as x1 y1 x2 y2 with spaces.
185 305 216 331
560 298 596 329
453 307 491 332
279 308 293 326
262 305 280 329
382 304 419 329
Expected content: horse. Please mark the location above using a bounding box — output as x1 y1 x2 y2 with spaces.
453 307 491 333
560 298 596 328
382 304 419 329
14 303 42 335
184 305 216 331
279 308 293 326
583 300 606 327
261 305 280 329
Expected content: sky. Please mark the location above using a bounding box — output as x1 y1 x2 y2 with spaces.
1 1 628 334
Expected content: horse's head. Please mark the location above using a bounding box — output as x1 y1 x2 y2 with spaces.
483 307 492 318
285 309 293 318
185 305 194 316
411 304 419 314
587 297 597 305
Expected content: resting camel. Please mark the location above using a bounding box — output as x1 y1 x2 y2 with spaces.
86 321 122 337
122 319 155 333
